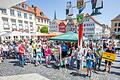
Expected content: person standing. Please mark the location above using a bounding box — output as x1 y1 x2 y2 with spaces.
61 43 69 58
70 45 77 68
103 44 115 73
76 47 83 74
18 41 25 67
14 42 19 59
95 46 104 70
85 49 95 77
32 41 37 58
61 43 69 66
35 45 43 66
27 43 33 63
2 43 9 59
44 46 51 67
89 40 93 51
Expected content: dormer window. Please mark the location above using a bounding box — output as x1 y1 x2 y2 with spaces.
40 12 44 16
22 4 27 9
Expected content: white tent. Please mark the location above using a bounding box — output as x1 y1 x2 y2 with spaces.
0 0 27 8
0 32 7 36
20 32 30 36
3 31 22 36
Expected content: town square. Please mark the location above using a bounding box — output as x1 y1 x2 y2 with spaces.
0 0 120 80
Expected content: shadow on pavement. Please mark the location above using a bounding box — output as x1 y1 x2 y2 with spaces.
115 60 120 62
111 66 120 69
70 72 86 78
9 60 20 66
111 71 120 76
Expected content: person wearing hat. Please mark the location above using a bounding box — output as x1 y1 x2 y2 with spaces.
103 43 115 73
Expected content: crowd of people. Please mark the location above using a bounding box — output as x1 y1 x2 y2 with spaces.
0 39 120 78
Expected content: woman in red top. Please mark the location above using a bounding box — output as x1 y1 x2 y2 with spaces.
44 45 51 67
18 41 25 67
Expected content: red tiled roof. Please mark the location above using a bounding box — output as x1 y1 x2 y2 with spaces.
33 6 49 19
12 2 35 14
12 2 49 20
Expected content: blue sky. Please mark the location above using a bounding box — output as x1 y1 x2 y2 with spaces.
29 0 120 26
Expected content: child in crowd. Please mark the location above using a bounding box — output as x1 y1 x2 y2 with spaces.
86 49 95 77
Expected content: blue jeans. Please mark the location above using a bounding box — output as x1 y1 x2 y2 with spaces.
3 51 8 59
77 60 81 70
19 54 25 66
15 52 19 59
70 57 76 67
35 52 43 64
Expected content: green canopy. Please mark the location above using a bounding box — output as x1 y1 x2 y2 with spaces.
49 32 87 42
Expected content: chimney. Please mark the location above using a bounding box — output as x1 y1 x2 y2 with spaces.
32 5 34 8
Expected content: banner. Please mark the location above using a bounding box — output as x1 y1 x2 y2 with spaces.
102 52 116 62
77 14 84 24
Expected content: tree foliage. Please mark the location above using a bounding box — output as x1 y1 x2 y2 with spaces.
40 25 48 33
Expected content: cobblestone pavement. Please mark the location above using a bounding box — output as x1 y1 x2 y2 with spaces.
0 73 49 80
0 54 120 80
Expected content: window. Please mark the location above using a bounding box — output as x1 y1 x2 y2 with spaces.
41 19 43 23
2 18 9 28
17 11 22 17
118 28 120 32
86 18 89 21
114 28 116 31
29 14 32 19
24 21 28 29
84 24 86 26
115 23 117 26
87 19 89 21
30 22 33 29
38 19 40 22
10 9 15 16
24 13 27 19
44 20 46 23
0 8 7 14
47 20 49 24
11 19 16 28
87 28 94 31
18 20 23 29
119 23 120 26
